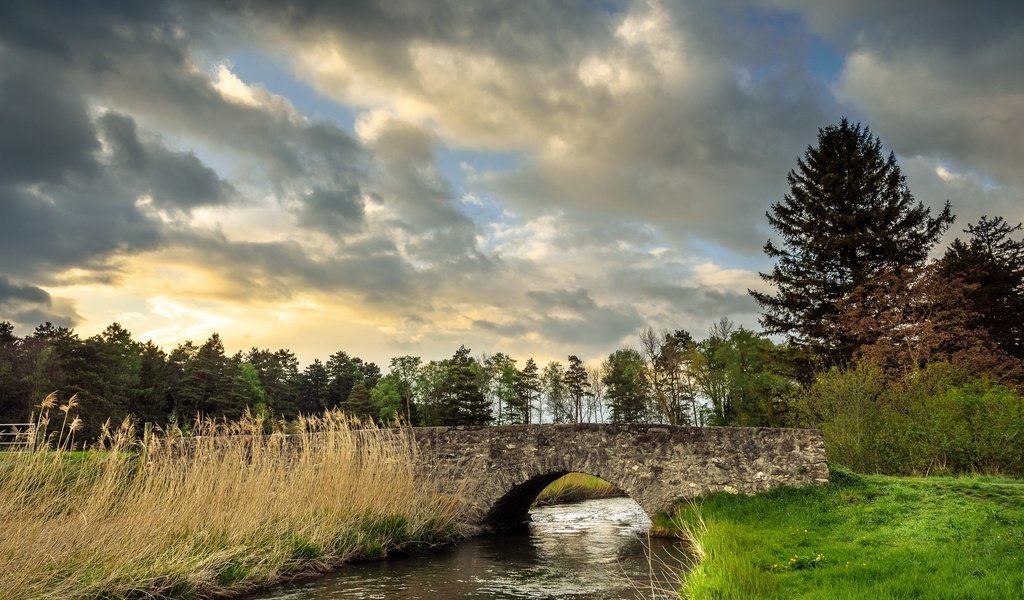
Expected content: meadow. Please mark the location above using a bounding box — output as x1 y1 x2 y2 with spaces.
533 472 623 506
665 467 1024 599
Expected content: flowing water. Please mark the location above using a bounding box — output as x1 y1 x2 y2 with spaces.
253 497 688 599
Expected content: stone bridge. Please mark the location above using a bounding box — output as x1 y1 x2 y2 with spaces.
411 424 828 532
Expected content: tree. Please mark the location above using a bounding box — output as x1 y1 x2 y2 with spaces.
940 215 1024 361
640 327 697 425
602 348 648 423
483 353 518 424
445 346 491 426
562 355 591 423
370 373 405 423
343 380 375 420
245 348 300 418
513 358 541 424
541 361 568 423
586 364 606 422
751 118 954 365
386 356 422 425
838 262 1020 382
692 320 791 426
297 359 329 414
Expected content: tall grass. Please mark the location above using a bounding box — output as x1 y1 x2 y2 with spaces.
0 398 461 599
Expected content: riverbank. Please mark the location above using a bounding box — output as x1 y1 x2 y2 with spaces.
533 472 623 506
0 411 461 599
664 467 1024 599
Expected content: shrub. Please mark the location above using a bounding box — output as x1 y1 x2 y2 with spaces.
795 362 1024 476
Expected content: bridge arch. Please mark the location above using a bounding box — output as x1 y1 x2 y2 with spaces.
482 470 650 532
411 424 828 534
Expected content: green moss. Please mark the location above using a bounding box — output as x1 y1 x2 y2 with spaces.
670 466 1024 599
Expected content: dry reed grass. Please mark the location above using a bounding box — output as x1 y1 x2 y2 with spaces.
0 398 461 599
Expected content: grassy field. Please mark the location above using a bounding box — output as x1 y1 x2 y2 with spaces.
534 472 623 506
664 467 1024 599
0 409 461 599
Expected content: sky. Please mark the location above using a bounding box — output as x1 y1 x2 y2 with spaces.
1 0 1022 367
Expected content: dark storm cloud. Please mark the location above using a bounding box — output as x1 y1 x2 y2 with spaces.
0 277 79 328
0 68 164 281
0 72 99 183
99 112 235 211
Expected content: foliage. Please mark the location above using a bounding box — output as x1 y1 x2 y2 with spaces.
693 320 793 427
541 361 568 423
668 468 1024 600
837 262 1020 381
752 118 954 365
514 358 541 424
602 347 649 423
562 355 592 423
794 362 1024 476
940 215 1024 362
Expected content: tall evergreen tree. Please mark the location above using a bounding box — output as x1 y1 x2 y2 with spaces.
445 346 491 426
343 380 375 420
562 355 591 423
940 215 1024 361
751 118 954 364
513 358 541 424
245 348 300 418
297 359 329 414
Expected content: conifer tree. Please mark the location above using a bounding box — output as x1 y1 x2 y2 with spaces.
940 215 1024 361
446 345 491 425
562 355 591 423
751 119 953 364
514 358 542 424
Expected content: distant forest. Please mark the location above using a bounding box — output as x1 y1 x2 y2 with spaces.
0 317 787 441
3 119 1024 476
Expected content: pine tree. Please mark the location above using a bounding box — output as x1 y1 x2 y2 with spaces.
514 358 542 424
940 216 1024 361
562 355 591 423
297 359 329 414
751 118 954 364
446 346 491 425
343 380 375 421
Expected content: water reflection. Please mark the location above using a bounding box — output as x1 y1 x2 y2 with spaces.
255 497 685 600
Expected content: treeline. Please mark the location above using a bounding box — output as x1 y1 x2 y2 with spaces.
0 318 796 441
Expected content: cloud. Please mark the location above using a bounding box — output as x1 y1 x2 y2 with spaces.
98 112 236 211
2 0 1019 363
0 277 80 328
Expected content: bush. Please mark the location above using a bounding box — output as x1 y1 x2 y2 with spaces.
794 362 1024 476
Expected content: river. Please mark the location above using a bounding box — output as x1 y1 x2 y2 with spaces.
253 497 687 599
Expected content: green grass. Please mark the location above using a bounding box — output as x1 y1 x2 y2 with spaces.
534 472 623 506
663 467 1024 599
